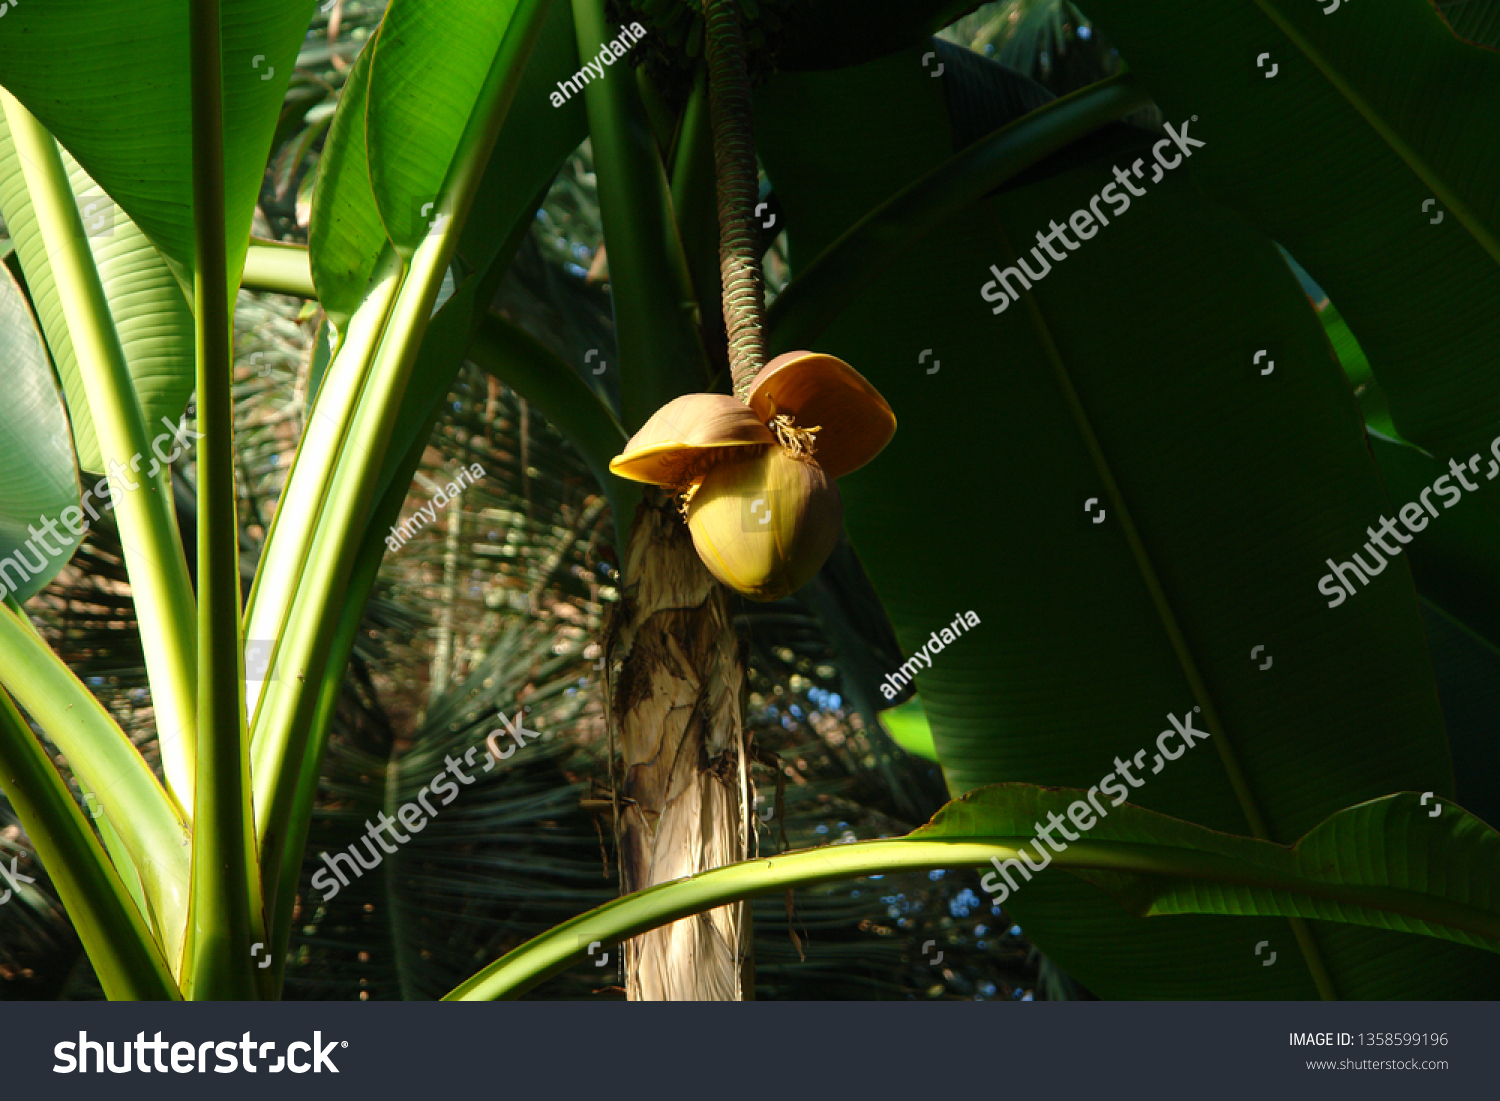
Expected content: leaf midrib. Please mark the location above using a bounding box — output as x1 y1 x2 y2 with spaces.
447 831 1500 1000
1254 0 1500 267
978 203 1337 998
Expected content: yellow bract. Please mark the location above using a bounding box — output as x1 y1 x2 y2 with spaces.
608 393 774 486
746 351 896 479
608 351 895 601
687 446 843 601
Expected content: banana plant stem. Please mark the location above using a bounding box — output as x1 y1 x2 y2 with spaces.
185 0 261 1000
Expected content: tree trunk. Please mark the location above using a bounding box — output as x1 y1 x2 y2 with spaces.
606 495 752 1000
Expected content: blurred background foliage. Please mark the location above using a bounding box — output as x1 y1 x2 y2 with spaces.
0 0 1111 1001
939 0 1115 95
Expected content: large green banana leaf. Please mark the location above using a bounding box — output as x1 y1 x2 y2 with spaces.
754 46 1497 997
1314 269 1500 831
307 0 592 529
0 0 315 293
308 37 387 336
367 0 523 256
0 265 81 600
1080 0 1500 457
926 788 1500 957
1440 0 1500 45
0 122 194 473
1419 601 1500 832
1368 432 1500 656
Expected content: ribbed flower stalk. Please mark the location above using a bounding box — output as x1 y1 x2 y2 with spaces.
703 0 767 400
